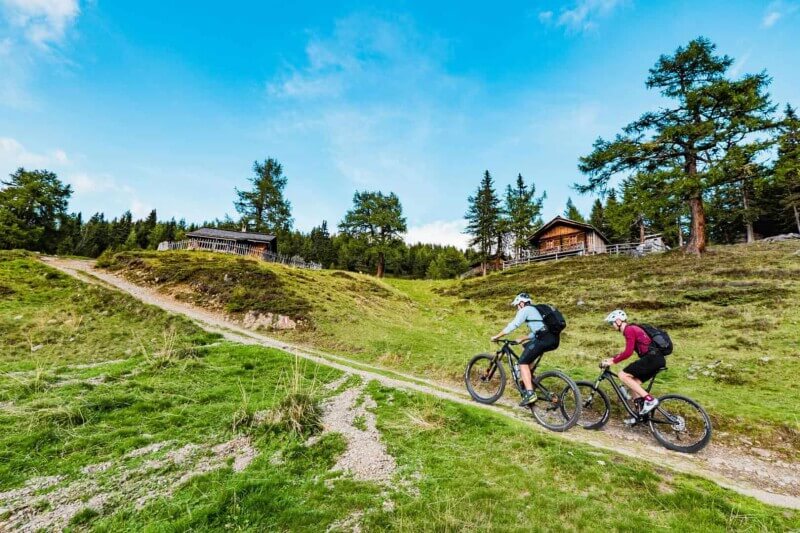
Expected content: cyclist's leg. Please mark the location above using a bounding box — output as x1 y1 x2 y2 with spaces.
619 370 648 398
518 341 540 390
621 356 665 416
519 333 557 389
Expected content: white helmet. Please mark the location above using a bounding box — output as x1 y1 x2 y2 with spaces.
605 309 627 323
511 292 532 307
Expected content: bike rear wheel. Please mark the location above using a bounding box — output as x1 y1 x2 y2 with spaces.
464 354 506 404
575 381 611 430
530 370 581 432
648 394 712 453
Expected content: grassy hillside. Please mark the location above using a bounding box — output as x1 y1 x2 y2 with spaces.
99 244 800 453
2 250 799 531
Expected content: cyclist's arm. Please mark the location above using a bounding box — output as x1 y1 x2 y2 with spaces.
611 329 636 364
492 308 526 340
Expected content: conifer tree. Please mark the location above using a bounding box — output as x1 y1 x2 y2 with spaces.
775 104 800 232
564 197 586 223
577 37 775 254
465 171 501 275
504 174 546 257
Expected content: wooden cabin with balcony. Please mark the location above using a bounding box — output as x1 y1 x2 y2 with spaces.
527 216 609 257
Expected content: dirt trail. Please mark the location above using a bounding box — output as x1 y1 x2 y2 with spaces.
42 257 800 510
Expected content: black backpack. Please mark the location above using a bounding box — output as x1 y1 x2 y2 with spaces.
637 323 673 356
533 304 567 335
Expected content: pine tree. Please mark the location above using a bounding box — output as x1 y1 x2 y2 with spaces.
504 174 545 257
775 104 800 233
577 37 775 254
589 199 607 235
235 158 293 235
464 171 501 275
564 197 586 223
339 191 407 278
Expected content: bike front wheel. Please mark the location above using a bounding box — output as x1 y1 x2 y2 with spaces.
648 394 712 453
464 354 506 404
531 370 581 432
575 381 611 430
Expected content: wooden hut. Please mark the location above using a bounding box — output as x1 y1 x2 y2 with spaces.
527 216 609 256
185 228 278 255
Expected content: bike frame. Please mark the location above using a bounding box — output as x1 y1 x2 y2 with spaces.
592 368 662 422
492 341 549 397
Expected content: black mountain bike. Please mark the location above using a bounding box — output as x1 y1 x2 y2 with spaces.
464 339 582 432
577 364 712 453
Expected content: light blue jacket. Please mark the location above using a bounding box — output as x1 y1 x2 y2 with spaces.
501 305 545 339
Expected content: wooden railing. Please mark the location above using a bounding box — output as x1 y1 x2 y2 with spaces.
501 243 586 269
500 239 668 271
158 238 322 270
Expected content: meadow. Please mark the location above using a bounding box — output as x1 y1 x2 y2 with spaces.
99 242 800 455
2 250 799 530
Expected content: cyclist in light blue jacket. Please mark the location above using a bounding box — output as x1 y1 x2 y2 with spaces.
491 292 560 406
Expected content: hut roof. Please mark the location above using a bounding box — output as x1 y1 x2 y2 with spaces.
528 216 610 244
186 227 276 243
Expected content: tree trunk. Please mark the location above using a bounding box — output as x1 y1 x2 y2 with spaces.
639 216 645 244
677 217 684 247
742 186 754 243
481 261 487 276
685 194 707 254
794 203 800 234
376 251 385 278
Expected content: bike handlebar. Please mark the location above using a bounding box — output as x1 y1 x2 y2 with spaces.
493 338 519 346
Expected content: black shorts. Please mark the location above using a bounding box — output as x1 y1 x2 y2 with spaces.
519 332 559 365
623 355 666 381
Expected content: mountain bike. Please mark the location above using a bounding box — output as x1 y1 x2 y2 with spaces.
464 339 582 432
576 364 712 453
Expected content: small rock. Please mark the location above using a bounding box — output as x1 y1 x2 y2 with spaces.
31 344 44 352
576 299 585 306
597 460 606 466
13 315 23 320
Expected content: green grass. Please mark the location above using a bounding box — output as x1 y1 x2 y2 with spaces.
1 250 799 530
99 244 800 453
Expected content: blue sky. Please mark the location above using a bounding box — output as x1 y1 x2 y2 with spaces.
1 1 799 247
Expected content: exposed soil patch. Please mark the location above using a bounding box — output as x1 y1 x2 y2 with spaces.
0 436 258 531
309 386 396 484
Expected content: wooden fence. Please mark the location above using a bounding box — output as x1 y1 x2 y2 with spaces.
158 238 322 270
500 239 668 271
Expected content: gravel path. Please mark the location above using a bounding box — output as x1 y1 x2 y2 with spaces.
41 256 800 510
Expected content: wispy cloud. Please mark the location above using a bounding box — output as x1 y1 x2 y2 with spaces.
0 136 151 217
264 13 476 228
0 0 80 48
0 0 80 108
540 0 628 33
761 1 798 28
0 136 69 169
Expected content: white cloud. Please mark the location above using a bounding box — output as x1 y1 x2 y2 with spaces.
0 0 80 48
729 51 751 78
762 1 800 28
0 136 151 217
405 219 470 249
0 136 68 169
540 0 628 33
762 10 781 27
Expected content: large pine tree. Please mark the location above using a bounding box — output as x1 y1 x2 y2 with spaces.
465 171 501 276
577 37 774 254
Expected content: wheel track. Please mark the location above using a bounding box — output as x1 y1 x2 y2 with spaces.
41 256 800 510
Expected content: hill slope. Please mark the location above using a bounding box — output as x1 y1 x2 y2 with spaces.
5 251 800 529
99 244 800 454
